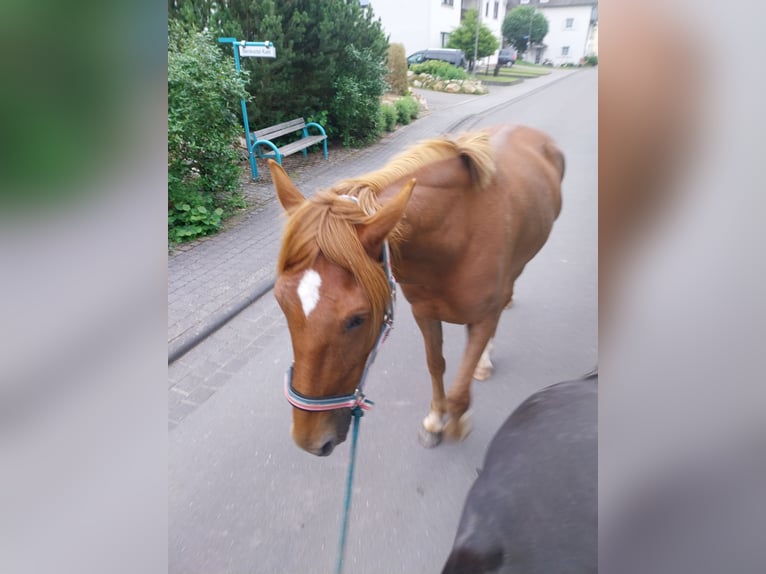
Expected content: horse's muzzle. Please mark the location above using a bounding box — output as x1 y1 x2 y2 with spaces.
292 408 352 456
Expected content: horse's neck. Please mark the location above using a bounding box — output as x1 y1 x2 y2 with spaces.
388 191 466 286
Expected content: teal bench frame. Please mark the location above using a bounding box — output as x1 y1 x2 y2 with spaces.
250 118 328 178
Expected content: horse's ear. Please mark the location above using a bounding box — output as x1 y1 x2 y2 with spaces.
268 159 305 212
358 178 415 252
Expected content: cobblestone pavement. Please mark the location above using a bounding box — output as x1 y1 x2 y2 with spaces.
167 69 579 425
168 291 286 429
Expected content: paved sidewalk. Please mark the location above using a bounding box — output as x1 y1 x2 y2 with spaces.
167 69 577 362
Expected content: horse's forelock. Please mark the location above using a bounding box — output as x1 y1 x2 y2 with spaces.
277 191 391 340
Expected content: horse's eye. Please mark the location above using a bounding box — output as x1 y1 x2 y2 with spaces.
344 315 365 331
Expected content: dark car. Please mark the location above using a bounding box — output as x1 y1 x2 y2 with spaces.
497 47 517 66
407 49 466 68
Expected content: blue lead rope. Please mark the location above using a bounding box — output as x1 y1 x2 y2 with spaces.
283 193 396 572
335 406 363 574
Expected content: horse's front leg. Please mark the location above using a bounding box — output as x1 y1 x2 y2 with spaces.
445 317 500 440
413 314 447 448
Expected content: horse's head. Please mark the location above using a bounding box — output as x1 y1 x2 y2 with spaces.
268 160 414 456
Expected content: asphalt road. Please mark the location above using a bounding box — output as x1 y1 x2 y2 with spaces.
169 69 597 574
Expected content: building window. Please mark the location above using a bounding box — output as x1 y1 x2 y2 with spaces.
441 32 451 48
493 1 499 19
562 46 570 56
485 2 489 17
441 0 454 6
565 18 574 29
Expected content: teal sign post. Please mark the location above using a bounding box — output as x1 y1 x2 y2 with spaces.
218 37 276 179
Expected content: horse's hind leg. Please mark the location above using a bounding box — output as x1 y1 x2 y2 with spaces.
474 284 515 381
413 315 447 448
445 317 500 440
473 339 494 381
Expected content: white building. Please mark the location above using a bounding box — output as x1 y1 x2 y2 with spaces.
369 0 513 64
367 0 464 57
507 0 598 65
367 0 597 67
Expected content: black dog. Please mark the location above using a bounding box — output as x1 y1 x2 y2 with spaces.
442 374 597 574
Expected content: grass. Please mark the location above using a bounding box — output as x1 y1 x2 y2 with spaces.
473 65 550 83
498 66 550 77
515 60 550 69
473 63 549 77
474 73 523 84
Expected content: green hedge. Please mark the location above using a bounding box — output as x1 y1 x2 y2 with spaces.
379 103 398 132
394 96 419 125
331 46 388 147
170 0 390 148
410 60 468 81
168 26 248 245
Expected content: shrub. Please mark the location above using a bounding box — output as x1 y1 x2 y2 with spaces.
331 46 388 147
168 25 248 244
394 96 419 125
386 43 409 95
584 55 598 66
379 103 398 131
167 181 225 244
410 60 468 81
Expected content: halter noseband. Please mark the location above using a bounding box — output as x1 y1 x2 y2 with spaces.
283 195 396 413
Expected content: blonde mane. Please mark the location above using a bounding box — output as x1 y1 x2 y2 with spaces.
277 130 496 335
333 130 496 209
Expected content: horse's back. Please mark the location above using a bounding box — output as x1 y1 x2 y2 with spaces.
487 125 565 291
443 376 597 574
490 124 564 225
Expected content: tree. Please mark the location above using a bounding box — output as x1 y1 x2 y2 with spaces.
386 43 408 96
168 0 389 146
447 9 500 71
168 24 250 243
502 6 549 55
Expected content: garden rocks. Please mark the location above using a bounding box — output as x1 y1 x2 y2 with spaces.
407 72 487 95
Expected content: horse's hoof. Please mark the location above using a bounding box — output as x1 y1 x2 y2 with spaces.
444 411 472 441
418 426 443 448
473 365 493 381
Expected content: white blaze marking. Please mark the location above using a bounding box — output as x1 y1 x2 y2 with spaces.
297 269 322 318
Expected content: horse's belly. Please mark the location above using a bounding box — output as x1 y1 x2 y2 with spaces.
400 280 501 324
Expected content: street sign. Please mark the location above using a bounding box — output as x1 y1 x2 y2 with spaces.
239 45 276 58
219 37 278 178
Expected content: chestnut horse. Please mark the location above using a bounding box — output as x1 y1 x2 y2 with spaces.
271 124 564 456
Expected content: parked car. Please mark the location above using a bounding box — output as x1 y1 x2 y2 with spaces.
497 47 517 66
407 49 466 68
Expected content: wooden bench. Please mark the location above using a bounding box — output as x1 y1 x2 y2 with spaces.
249 118 328 174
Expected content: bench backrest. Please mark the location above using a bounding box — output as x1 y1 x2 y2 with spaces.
253 118 306 141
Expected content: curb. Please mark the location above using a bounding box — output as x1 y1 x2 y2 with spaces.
168 278 275 364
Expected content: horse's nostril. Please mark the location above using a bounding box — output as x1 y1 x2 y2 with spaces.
319 440 335 457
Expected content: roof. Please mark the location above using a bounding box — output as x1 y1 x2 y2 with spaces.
506 0 597 8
